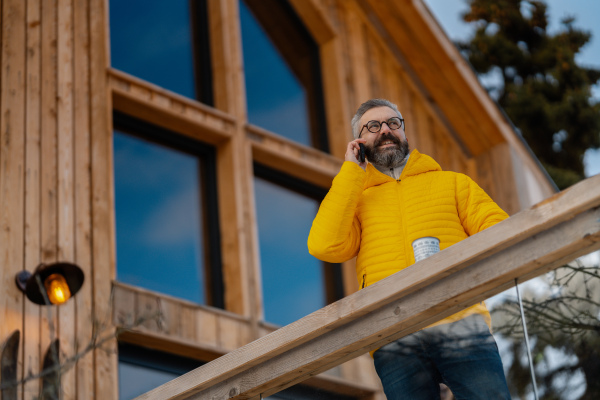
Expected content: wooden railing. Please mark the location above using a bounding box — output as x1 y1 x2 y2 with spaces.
135 174 600 400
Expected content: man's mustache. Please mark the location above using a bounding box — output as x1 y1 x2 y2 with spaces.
374 134 402 147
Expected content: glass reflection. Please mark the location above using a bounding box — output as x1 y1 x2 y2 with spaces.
239 0 312 146
113 130 206 304
110 0 195 98
254 177 325 326
118 343 204 400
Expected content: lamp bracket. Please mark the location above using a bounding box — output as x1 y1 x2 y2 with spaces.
15 270 32 292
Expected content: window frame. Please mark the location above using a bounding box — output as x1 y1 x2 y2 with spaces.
253 162 345 323
112 111 225 308
109 0 213 105
241 0 329 152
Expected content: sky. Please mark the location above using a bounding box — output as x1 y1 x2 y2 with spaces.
422 0 600 177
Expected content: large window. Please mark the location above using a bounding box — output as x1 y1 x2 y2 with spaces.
113 113 223 307
240 0 328 151
254 165 344 326
109 0 212 104
118 343 205 400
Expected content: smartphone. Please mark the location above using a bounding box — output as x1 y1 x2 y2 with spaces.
358 143 366 163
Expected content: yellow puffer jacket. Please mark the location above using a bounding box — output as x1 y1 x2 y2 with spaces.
308 149 508 329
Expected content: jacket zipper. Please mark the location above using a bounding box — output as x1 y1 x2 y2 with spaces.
361 274 366 289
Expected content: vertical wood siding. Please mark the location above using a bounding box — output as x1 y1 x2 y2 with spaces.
1 0 114 397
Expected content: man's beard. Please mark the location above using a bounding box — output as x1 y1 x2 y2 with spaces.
364 134 410 169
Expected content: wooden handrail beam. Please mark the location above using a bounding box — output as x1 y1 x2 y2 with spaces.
135 174 600 400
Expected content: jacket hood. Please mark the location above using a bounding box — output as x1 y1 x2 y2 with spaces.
364 149 441 189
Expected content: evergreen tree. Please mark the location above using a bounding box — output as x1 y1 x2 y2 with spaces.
458 0 600 189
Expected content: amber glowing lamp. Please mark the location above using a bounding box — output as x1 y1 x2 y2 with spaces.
15 263 84 305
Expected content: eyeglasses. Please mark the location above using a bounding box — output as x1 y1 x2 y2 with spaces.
359 117 404 137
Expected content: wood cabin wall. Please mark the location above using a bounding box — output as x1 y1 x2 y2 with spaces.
0 0 542 399
1 0 115 398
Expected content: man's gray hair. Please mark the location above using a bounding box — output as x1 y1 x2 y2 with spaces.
351 99 403 139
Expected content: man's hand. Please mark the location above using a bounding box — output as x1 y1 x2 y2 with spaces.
345 139 368 170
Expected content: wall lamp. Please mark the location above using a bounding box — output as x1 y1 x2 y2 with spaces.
15 262 85 305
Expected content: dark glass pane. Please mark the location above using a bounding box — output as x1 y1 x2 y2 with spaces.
240 0 312 146
119 363 178 400
113 130 206 303
268 385 358 400
118 343 204 400
254 177 324 326
110 0 195 98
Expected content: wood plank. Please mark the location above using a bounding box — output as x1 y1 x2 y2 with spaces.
0 0 26 399
207 0 231 113
384 64 403 116
418 105 435 157
207 0 250 317
72 0 94 396
474 149 497 207
401 89 418 149
217 0 267 340
23 0 42 397
216 139 249 316
509 149 545 210
133 174 600 400
89 0 117 396
34 0 58 384
208 0 256 324
179 305 197 341
56 0 76 398
111 282 255 354
136 292 166 333
489 143 520 215
196 308 219 348
118 330 224 363
109 72 235 146
112 284 136 328
341 1 370 108
320 36 352 159
365 31 383 98
216 316 253 353
334 1 357 114
288 0 336 45
247 124 341 189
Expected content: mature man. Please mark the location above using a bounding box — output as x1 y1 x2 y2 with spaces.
308 99 511 399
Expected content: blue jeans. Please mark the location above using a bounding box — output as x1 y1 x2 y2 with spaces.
373 315 511 400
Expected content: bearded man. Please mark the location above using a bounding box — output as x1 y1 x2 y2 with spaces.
308 99 512 400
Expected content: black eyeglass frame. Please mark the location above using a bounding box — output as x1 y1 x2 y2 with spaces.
358 117 405 138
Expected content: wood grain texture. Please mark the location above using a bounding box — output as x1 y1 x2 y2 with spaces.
89 0 117 396
109 69 235 145
0 0 26 397
247 124 341 189
288 0 336 45
73 0 95 396
38 3 61 395
56 0 77 397
112 282 254 356
23 0 43 397
133 174 600 400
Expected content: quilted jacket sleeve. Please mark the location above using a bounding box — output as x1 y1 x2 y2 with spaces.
456 173 509 236
307 162 365 263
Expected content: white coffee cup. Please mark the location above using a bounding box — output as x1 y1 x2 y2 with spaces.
412 237 440 262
